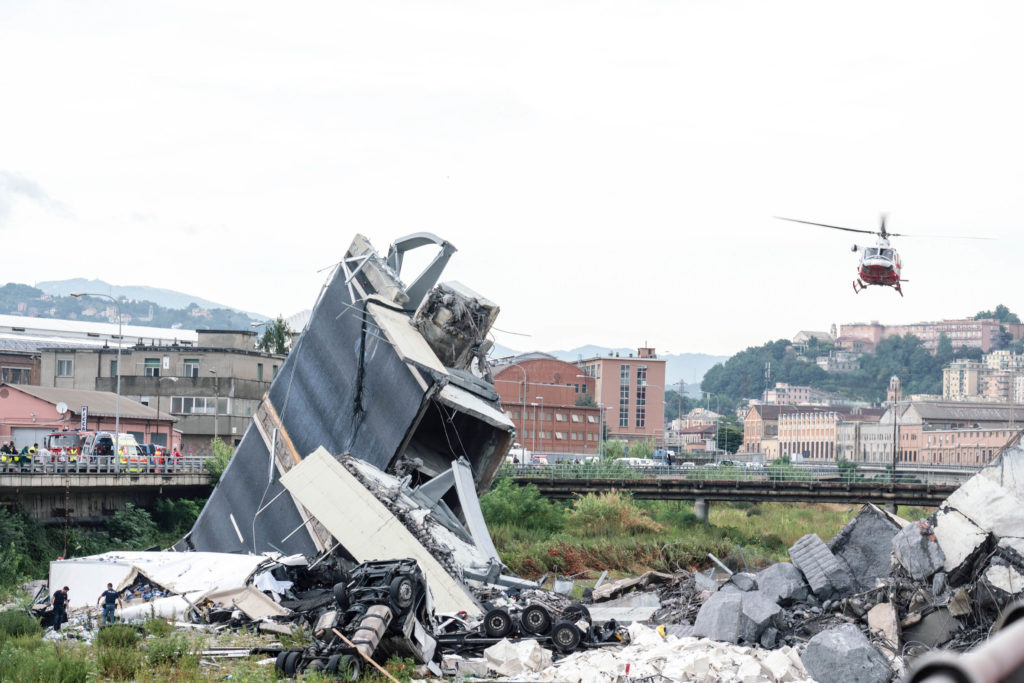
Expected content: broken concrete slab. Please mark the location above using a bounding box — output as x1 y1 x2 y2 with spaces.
692 590 744 643
828 504 903 591
982 561 1024 602
866 602 900 656
756 562 809 606
483 638 552 676
587 591 661 623
801 623 890 683
788 534 855 601
892 520 946 581
931 506 992 587
590 571 676 602
941 446 1024 539
730 572 758 592
902 607 958 648
738 591 782 644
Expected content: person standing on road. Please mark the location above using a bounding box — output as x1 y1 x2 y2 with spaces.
51 586 69 630
97 583 122 626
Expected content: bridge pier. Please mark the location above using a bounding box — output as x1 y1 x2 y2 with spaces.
694 498 710 523
885 502 898 515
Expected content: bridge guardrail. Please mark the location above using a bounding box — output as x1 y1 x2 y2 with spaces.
503 461 979 486
0 455 208 476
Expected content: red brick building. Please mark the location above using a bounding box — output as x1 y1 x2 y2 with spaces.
492 355 601 458
578 347 666 446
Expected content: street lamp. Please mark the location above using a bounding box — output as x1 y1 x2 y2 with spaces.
507 363 529 453
530 402 538 453
71 292 122 458
155 376 178 449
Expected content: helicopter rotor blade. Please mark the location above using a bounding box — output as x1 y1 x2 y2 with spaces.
774 216 880 236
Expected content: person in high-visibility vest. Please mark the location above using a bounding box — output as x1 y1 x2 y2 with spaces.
68 446 78 470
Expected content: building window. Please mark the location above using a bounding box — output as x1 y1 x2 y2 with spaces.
110 359 118 377
620 364 630 384
555 412 567 422
587 415 598 424
183 359 200 378
57 359 73 377
636 406 646 428
272 365 278 378
257 363 264 381
619 406 628 428
571 414 582 423
144 358 161 377
555 432 566 440
1 367 28 383
170 396 229 415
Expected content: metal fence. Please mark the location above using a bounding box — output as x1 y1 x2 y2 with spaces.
0 455 208 475
504 461 979 486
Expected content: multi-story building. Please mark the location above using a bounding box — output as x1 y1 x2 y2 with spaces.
841 318 1024 355
491 354 600 458
943 360 984 401
742 404 798 454
38 330 286 456
763 383 838 405
777 407 885 462
890 401 1024 466
816 350 860 373
577 347 666 446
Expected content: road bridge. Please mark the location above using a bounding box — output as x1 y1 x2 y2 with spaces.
508 463 973 521
0 459 212 524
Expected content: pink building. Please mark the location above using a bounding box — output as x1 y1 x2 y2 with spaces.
0 383 180 451
578 347 666 446
841 319 1024 355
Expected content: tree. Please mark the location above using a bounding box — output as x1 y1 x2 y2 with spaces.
629 439 656 459
575 393 597 407
257 315 293 355
205 438 235 485
602 439 627 460
974 305 1020 324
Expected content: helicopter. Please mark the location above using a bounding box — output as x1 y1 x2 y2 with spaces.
775 215 908 296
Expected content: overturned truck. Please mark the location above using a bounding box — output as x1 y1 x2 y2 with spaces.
180 233 513 577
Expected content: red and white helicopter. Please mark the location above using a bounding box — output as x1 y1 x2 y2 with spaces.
776 215 908 295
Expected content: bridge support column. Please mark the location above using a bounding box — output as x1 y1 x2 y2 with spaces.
885 503 898 515
694 498 710 523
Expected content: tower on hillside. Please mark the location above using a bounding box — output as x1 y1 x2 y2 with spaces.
887 375 902 404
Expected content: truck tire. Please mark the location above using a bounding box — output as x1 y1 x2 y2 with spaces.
551 621 582 652
283 650 300 675
562 603 591 625
520 604 552 635
389 576 415 610
339 654 362 681
484 608 514 638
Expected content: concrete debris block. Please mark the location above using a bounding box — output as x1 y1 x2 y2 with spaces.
997 537 1024 566
664 623 695 638
588 591 661 623
756 562 810 606
730 572 758 591
901 607 958 648
948 588 972 617
692 590 744 643
801 623 890 683
866 602 900 655
931 507 992 586
739 591 782 644
983 562 1024 599
943 455 1024 539
892 520 945 581
737 659 762 683
932 572 947 598
483 638 552 676
441 655 489 677
762 649 799 682
759 625 778 649
828 504 903 591
788 534 856 601
694 572 720 592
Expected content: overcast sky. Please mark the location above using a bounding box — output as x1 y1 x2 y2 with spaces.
2 1 1022 356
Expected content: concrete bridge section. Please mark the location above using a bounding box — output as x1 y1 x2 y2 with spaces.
510 475 958 522
0 472 212 525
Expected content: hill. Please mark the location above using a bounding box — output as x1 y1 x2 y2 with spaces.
36 278 268 321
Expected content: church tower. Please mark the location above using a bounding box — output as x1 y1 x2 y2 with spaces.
887 375 902 404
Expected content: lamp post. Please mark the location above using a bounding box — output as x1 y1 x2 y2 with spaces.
530 402 539 454
71 292 122 458
155 376 178 449
507 363 529 453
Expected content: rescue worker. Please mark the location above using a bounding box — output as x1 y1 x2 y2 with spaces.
50 586 69 631
0 448 8 473
68 445 78 471
154 448 164 473
171 447 182 472
97 583 123 626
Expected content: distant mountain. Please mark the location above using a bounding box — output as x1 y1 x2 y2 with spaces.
490 343 727 396
35 279 268 321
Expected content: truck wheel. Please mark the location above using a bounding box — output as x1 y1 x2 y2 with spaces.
389 576 415 610
308 659 325 672
551 621 582 652
338 654 362 681
484 608 514 638
333 582 350 609
275 651 288 672
326 654 341 673
520 604 552 635
283 651 300 675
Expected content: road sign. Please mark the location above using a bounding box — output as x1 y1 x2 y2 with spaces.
80 406 88 430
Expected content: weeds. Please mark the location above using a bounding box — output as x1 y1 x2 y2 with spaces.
143 616 175 638
567 491 663 537
96 622 140 649
98 644 145 679
0 640 96 682
0 608 42 640
147 633 198 667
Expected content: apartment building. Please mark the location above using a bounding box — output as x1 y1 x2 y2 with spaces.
841 318 1024 355
578 348 666 446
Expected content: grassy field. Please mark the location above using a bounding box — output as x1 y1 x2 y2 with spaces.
483 481 931 579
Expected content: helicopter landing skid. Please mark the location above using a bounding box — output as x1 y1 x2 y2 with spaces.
852 279 866 294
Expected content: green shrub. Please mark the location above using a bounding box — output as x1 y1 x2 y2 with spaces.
205 438 235 485
566 491 663 537
147 634 197 667
481 479 565 533
0 608 41 640
108 503 159 549
98 644 144 679
143 617 174 638
96 623 139 649
0 640 95 683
